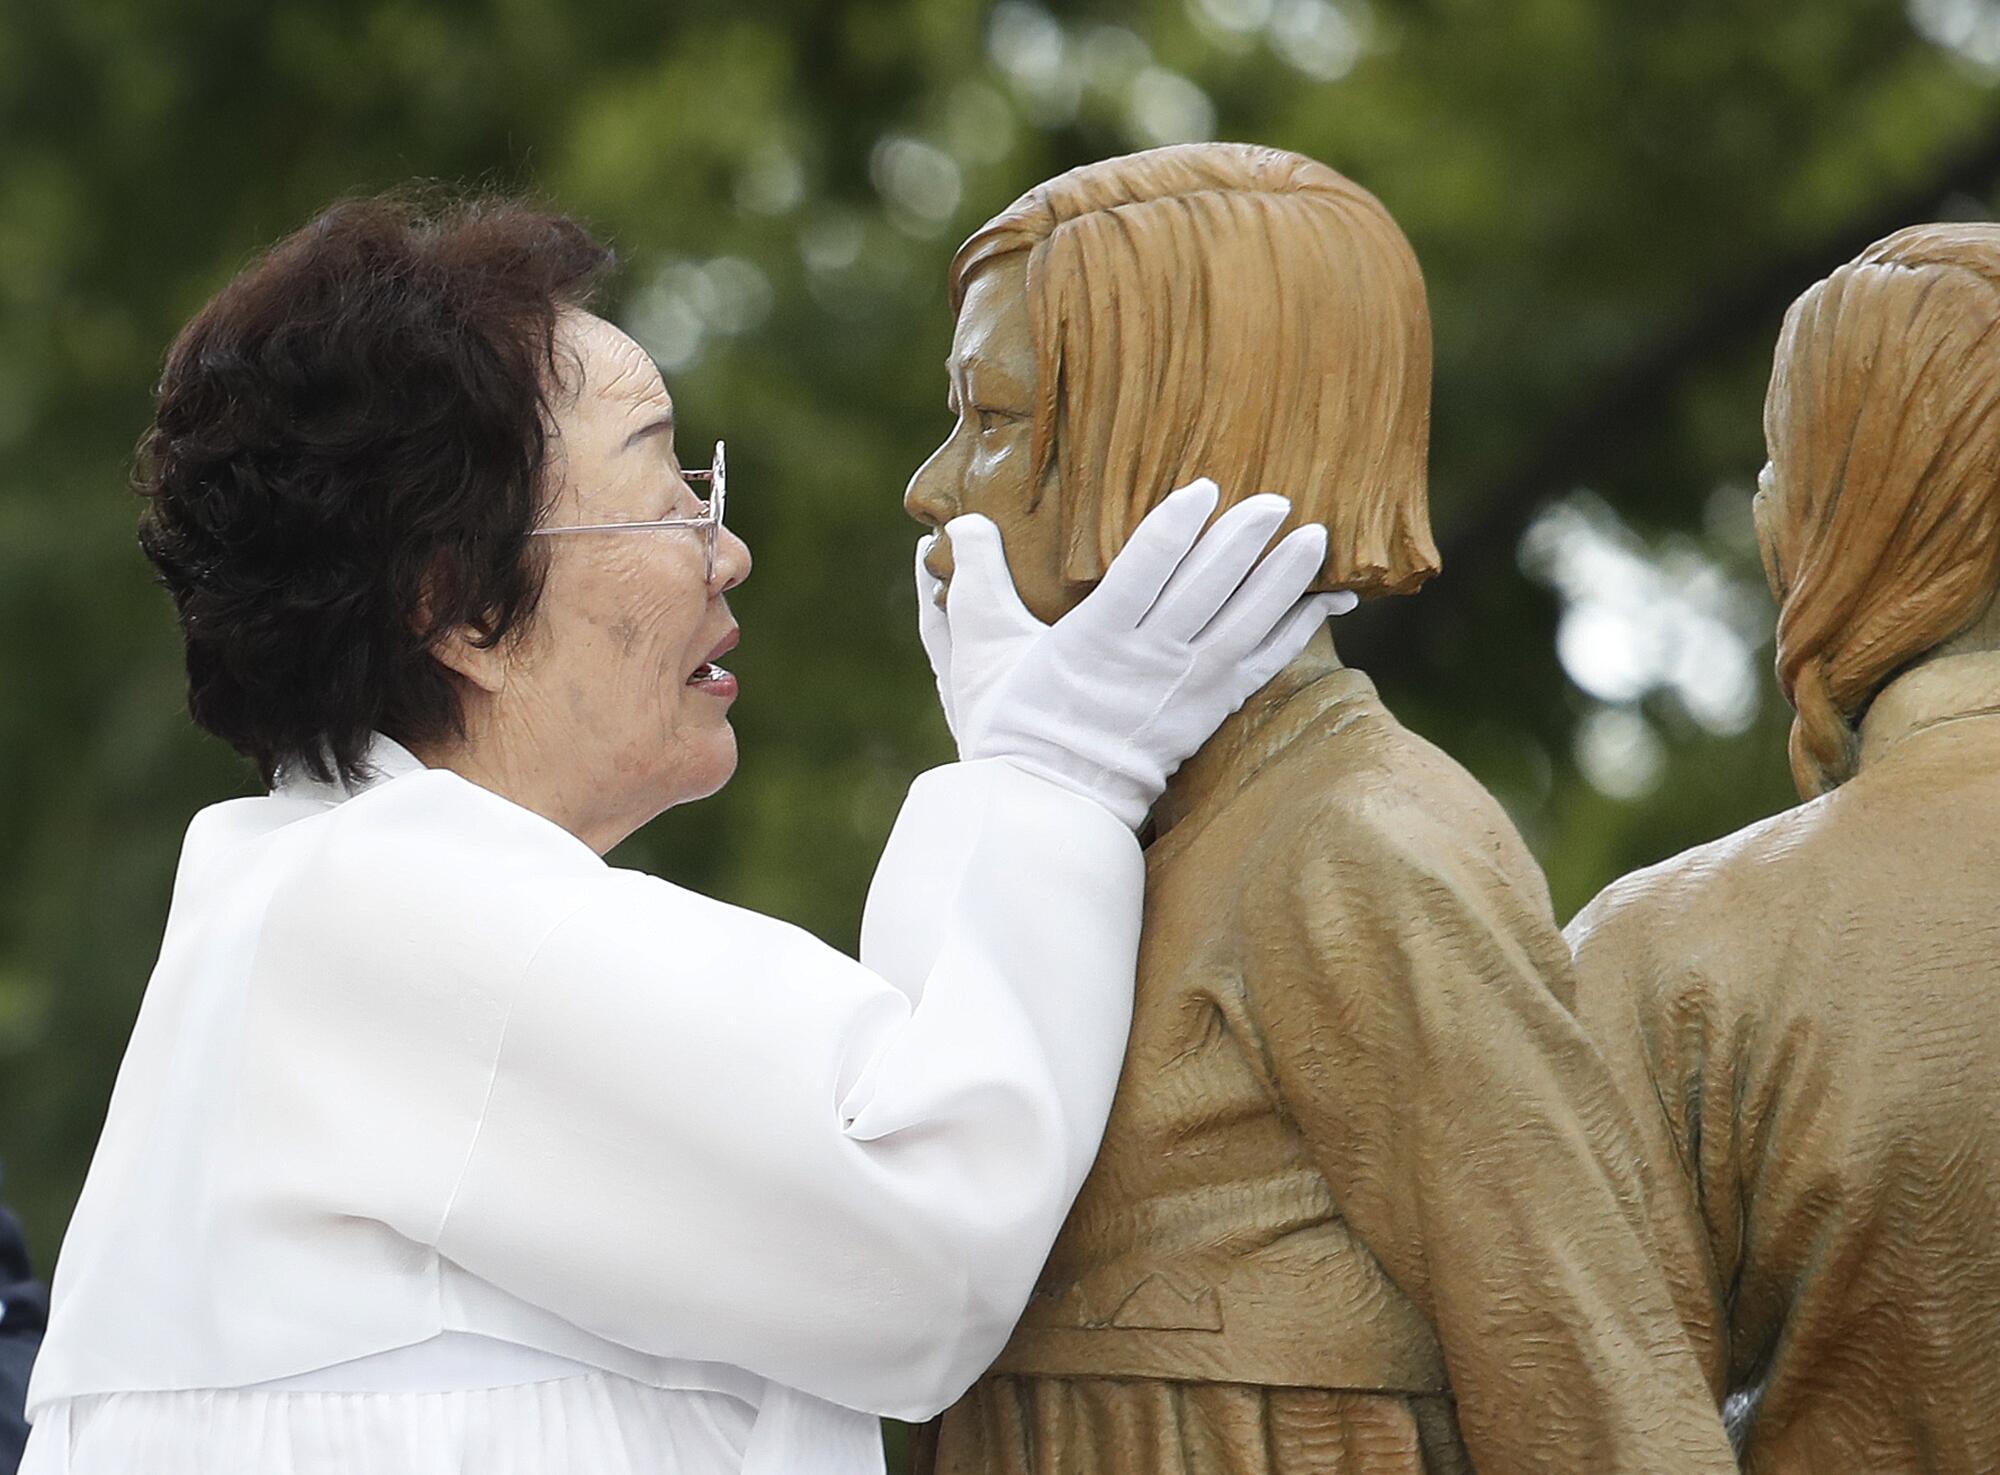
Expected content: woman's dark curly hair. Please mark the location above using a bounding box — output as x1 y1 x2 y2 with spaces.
137 191 615 787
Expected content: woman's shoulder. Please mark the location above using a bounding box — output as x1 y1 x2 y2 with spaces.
297 768 605 887
329 767 606 870
242 770 624 984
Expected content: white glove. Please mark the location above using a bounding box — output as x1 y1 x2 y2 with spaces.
914 479 1357 829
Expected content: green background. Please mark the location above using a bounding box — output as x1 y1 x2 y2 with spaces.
4 0 1998 1458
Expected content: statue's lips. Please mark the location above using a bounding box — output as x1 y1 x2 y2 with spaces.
923 533 954 608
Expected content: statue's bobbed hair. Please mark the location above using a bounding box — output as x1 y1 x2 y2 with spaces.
1765 223 2000 797
947 143 1438 598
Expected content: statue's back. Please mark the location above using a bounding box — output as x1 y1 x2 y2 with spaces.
1569 654 2000 1475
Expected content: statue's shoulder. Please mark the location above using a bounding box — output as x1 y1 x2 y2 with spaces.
1566 799 1827 981
1260 697 1543 882
1236 704 1558 947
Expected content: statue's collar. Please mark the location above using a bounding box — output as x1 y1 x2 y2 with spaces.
1857 650 2000 770
1148 646 1379 845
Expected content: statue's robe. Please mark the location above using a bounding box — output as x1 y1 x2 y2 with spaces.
1567 651 2000 1475
922 654 1734 1475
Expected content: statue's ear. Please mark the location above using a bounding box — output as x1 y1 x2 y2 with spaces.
1052 392 1107 587
1753 469 1787 604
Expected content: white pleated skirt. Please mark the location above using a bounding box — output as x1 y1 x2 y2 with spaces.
22 1373 759 1475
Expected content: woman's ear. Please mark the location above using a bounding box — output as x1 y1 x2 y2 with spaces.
429 623 511 696
414 558 512 696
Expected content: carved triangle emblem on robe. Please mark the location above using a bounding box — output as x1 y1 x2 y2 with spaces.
1099 1272 1224 1332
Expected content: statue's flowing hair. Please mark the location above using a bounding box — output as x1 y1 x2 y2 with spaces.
1765 223 2000 798
947 143 1438 597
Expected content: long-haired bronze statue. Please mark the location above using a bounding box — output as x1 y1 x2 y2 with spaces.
906 143 1734 1475
1569 223 2000 1474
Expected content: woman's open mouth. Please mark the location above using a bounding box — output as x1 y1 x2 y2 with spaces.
687 628 740 696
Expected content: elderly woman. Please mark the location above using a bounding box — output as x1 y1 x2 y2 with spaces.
20 196 1337 1475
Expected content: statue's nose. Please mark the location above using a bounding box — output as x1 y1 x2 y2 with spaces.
903 462 960 529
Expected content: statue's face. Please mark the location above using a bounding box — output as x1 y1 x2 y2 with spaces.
904 254 1081 625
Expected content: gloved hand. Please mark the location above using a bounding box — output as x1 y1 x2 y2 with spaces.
914 478 1357 829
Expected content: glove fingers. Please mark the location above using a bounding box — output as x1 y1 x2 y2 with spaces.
915 536 956 734
1194 522 1331 659
943 513 1044 648
1145 492 1293 642
1238 592 1344 692
1081 478 1221 630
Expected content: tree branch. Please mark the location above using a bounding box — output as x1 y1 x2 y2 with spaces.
1345 111 2000 664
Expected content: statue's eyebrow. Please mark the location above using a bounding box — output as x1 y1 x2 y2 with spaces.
961 354 1030 407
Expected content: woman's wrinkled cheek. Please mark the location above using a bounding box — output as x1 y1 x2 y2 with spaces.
586 554 696 662
645 594 702 683
560 676 601 732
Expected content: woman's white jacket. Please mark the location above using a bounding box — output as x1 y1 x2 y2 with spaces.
24 735 1143 1470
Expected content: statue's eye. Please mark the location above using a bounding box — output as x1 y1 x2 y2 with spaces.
973 407 1019 435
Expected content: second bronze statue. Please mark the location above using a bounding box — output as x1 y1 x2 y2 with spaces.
1569 224 2000 1475
904 144 1736 1475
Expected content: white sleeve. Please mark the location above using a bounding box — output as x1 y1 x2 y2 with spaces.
433 758 1142 1419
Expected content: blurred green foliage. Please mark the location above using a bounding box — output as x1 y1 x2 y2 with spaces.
4 0 2000 1456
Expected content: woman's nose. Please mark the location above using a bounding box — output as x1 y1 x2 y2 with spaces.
712 526 751 594
903 451 960 529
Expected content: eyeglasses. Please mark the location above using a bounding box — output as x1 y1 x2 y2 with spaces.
531 440 729 584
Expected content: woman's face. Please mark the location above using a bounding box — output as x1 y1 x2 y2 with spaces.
904 255 1082 625
481 311 751 844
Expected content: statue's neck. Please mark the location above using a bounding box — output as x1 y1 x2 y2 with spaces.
1858 646 2000 770
1850 591 2000 770
1929 589 2000 665
1152 623 1344 837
